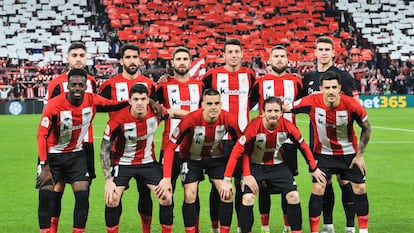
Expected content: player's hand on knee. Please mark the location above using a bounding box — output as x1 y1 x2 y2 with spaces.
311 168 327 184
155 178 172 200
105 179 118 207
219 178 233 200
241 175 258 194
37 164 54 188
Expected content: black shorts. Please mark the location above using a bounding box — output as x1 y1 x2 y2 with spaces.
180 158 226 185
48 151 90 184
83 142 96 179
314 154 366 184
222 140 242 178
244 163 297 196
112 162 163 187
281 143 299 176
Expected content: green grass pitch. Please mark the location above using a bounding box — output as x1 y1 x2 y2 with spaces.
0 108 413 232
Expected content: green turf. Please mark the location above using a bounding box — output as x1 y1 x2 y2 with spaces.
0 108 413 232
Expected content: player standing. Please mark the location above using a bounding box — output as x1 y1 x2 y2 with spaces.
201 38 256 233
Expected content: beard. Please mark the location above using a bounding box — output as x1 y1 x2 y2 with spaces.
271 65 287 75
174 67 189 76
124 65 138 75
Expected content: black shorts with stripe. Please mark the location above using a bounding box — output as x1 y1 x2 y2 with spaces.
48 150 90 184
314 153 366 184
180 157 226 185
244 163 297 196
111 162 163 187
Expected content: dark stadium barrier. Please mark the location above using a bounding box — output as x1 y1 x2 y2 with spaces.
0 99 44 115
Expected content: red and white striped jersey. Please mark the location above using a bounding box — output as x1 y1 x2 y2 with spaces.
251 73 303 123
103 106 166 165
37 93 122 162
98 74 157 118
43 73 97 143
202 66 256 136
224 116 317 177
289 94 368 156
163 109 242 178
156 77 204 151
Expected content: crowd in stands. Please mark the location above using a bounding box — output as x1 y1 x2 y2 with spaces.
1 0 413 101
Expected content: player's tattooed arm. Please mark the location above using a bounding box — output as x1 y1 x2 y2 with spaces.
100 138 114 180
358 119 371 155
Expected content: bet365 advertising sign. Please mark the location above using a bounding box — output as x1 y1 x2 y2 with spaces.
359 95 414 108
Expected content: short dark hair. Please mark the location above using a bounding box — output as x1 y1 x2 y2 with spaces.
129 84 148 98
263 96 283 111
270 45 286 55
202 88 220 99
119 43 140 59
316 36 334 47
67 68 87 81
68 42 86 53
172 46 191 60
224 38 242 52
319 70 341 85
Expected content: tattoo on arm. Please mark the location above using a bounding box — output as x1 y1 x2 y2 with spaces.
100 139 114 180
358 120 371 155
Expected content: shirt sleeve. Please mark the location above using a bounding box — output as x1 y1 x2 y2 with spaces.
37 106 55 162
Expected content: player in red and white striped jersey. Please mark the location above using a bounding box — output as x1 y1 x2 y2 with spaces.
250 45 304 232
220 96 325 233
97 44 158 233
100 84 187 233
42 42 98 233
37 69 127 233
302 37 360 233
286 71 371 233
157 88 242 233
156 47 204 186
201 38 256 233
156 47 204 232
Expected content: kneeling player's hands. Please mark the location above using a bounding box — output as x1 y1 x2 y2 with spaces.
155 178 172 200
219 178 233 201
105 179 118 207
241 175 259 194
311 168 326 184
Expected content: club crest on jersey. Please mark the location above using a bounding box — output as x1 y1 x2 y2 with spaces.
238 135 246 145
41 117 49 128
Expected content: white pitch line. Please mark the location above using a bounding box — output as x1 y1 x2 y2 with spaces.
369 141 413 144
371 126 414 133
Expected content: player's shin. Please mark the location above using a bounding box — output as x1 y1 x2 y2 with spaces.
38 189 53 230
219 201 233 232
259 189 270 231
354 193 369 231
309 194 324 233
322 183 334 224
50 191 63 233
287 203 302 231
105 201 122 229
341 183 355 227
240 204 254 233
73 190 89 229
160 204 173 233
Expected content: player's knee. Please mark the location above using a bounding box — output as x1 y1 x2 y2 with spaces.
351 183 366 195
72 181 89 192
53 181 66 192
184 186 197 203
312 183 325 195
285 191 300 204
242 193 255 206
